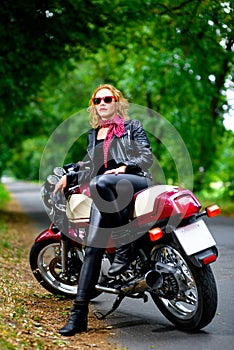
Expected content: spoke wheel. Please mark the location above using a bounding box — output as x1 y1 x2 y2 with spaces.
150 244 217 331
30 239 103 299
30 240 82 298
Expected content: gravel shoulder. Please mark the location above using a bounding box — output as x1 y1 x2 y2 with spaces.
0 196 120 350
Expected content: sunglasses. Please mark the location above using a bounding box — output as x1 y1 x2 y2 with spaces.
92 96 116 105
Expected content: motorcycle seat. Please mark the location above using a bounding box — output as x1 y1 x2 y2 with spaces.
66 185 179 223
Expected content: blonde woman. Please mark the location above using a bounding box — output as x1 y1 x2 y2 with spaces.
55 84 153 336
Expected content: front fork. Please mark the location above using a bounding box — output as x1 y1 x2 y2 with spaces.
60 232 70 274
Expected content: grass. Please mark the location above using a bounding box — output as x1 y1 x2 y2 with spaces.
0 183 10 209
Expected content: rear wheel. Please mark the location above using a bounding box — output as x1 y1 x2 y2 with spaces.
150 244 218 331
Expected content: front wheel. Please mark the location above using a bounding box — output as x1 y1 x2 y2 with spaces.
30 239 82 298
150 244 218 331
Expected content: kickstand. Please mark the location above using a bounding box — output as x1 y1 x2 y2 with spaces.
93 294 125 320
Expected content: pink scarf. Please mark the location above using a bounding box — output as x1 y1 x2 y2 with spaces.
100 114 125 168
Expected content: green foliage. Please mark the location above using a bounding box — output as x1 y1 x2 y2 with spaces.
204 129 234 199
0 1 233 197
0 184 10 208
10 137 48 180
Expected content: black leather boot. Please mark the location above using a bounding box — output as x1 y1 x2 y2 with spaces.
108 227 134 276
59 300 88 336
108 242 133 276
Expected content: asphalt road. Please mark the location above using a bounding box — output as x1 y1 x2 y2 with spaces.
4 179 234 350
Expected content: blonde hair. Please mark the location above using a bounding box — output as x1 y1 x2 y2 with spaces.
88 84 129 128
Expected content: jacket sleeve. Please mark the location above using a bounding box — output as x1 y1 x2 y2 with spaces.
123 120 153 173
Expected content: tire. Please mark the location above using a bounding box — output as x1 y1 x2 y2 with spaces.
29 239 101 299
150 244 218 331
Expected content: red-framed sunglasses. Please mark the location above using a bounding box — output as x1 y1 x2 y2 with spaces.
92 96 117 105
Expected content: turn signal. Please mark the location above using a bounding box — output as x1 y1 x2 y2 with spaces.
149 227 163 242
206 205 220 218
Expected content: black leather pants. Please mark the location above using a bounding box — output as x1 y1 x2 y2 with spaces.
76 174 151 302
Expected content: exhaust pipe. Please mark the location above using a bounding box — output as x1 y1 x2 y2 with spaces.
94 271 163 320
121 270 163 294
95 285 120 295
95 270 163 295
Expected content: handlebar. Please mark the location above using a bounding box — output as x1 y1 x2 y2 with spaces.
41 164 85 210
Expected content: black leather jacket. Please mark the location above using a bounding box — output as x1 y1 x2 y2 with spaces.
67 119 153 186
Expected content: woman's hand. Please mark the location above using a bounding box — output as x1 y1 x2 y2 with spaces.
104 165 127 175
53 175 67 195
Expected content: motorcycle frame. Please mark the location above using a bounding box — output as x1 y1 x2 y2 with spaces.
35 208 218 277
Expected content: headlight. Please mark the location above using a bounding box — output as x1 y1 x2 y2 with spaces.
41 184 52 209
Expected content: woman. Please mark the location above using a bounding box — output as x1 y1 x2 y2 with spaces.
54 84 153 336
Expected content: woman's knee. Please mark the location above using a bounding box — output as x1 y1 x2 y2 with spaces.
90 175 107 189
90 175 110 196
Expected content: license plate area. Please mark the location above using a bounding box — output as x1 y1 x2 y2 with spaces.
174 220 216 256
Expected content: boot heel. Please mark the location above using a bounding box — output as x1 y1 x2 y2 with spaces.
59 318 88 336
59 301 88 336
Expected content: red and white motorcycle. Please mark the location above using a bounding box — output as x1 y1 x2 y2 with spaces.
30 165 220 331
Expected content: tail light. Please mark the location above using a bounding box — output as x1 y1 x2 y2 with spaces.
149 227 163 241
202 254 217 265
206 205 220 218
174 193 201 218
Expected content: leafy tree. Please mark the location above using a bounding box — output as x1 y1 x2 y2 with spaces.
1 0 233 196
206 130 234 199
0 0 152 177
88 0 233 189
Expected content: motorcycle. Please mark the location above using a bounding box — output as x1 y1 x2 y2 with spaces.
30 165 220 331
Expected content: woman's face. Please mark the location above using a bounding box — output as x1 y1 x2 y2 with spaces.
94 88 117 120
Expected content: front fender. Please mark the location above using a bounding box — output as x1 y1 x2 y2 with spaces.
35 225 61 243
